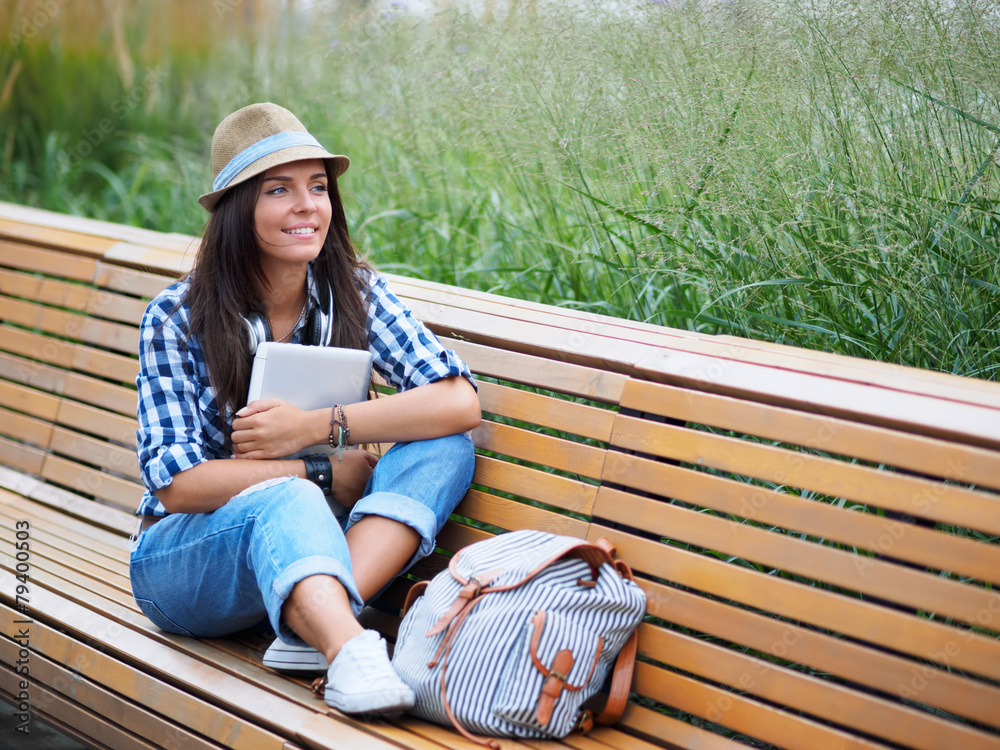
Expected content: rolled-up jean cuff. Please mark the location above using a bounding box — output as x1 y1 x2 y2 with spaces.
347 491 440 569
270 555 363 645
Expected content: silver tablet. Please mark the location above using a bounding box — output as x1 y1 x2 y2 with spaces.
246 342 373 458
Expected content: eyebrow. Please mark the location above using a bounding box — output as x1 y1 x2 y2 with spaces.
262 173 328 183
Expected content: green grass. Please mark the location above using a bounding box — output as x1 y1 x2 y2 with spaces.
1 0 998 378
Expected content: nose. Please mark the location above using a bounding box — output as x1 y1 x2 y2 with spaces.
292 186 316 214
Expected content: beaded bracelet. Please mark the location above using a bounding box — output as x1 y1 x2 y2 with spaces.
329 404 350 461
302 454 332 496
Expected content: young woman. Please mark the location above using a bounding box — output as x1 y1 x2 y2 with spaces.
130 103 480 716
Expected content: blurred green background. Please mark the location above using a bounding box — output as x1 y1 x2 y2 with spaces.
2 0 998 378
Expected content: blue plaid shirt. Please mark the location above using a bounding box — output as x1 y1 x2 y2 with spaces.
135 268 473 517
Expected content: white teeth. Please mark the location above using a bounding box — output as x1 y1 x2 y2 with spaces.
283 227 315 235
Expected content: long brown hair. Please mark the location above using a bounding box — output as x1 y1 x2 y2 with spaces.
185 167 373 427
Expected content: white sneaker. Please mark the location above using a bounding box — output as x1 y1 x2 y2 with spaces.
262 638 329 674
323 630 415 716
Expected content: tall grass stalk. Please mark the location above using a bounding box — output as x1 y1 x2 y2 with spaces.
1 0 998 377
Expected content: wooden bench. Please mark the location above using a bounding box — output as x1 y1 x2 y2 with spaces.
0 198 999 750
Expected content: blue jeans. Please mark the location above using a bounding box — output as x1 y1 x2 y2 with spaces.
129 433 474 643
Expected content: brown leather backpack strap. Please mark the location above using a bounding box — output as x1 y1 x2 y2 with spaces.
593 629 639 726
593 537 617 557
402 580 429 615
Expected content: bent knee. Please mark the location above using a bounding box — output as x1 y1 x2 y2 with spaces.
235 476 328 517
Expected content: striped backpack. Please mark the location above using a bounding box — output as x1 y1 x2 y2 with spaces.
391 529 646 745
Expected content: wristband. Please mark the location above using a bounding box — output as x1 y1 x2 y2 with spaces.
302 453 333 496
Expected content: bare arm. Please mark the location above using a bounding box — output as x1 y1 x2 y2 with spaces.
230 376 480 459
155 450 377 515
159 376 478 514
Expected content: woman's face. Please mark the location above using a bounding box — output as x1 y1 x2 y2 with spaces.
254 159 332 278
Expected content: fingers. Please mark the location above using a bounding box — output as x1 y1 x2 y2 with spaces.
234 398 283 419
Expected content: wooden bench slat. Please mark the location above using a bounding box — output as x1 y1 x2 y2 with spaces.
0 219 118 258
631 661 892 750
0 351 136 415
595 488 998 630
0 323 76 369
397 283 1000 449
592 527 1000 681
644 623 1000 750
0 511 130 579
0 267 148 324
477 379 616 442
0 682 135 750
70 340 138 383
472 455 597 516
0 350 69 395
0 605 286 750
0 582 406 750
0 497 130 567
0 202 194 255
388 715 546 750
617 704 744 750
633 348 1000 450
0 238 99 280
456 489 589 538
0 378 60 421
0 666 162 750
0 405 53 448
93 259 176 299
322 715 457 750
395 274 1000 409
610 415 1000 536
49 425 141 481
713 331 1000 397
56 399 137 446
435 521 493 552
41 454 142 512
638 579 1000 730
0 542 134 615
0 468 137 535
62 370 136 415
0 296 139 355
622 379 1000 493
0 326 138 394
0 556 128 614
599 456 1000 587
0 435 46 475
0 521 131 591
472 421 607 480
445 338 627 405
104 241 192 276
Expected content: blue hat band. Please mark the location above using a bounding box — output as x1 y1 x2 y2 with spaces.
213 131 326 192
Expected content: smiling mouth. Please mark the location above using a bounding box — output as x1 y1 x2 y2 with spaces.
282 227 317 235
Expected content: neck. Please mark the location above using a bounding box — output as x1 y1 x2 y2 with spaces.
260 264 309 319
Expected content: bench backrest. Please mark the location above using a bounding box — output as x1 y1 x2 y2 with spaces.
2 202 999 750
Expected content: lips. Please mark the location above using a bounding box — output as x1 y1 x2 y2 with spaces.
282 226 317 235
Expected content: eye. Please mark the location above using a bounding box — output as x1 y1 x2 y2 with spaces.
266 185 287 195
311 183 329 193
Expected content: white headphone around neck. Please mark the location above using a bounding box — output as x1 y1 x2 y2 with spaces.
242 282 335 355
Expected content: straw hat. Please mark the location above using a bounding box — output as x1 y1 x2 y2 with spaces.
198 102 350 212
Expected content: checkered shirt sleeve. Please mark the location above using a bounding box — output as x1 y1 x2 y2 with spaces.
365 273 475 392
135 281 225 516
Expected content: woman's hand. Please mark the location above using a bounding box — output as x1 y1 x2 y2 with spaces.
330 450 379 512
231 399 314 459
